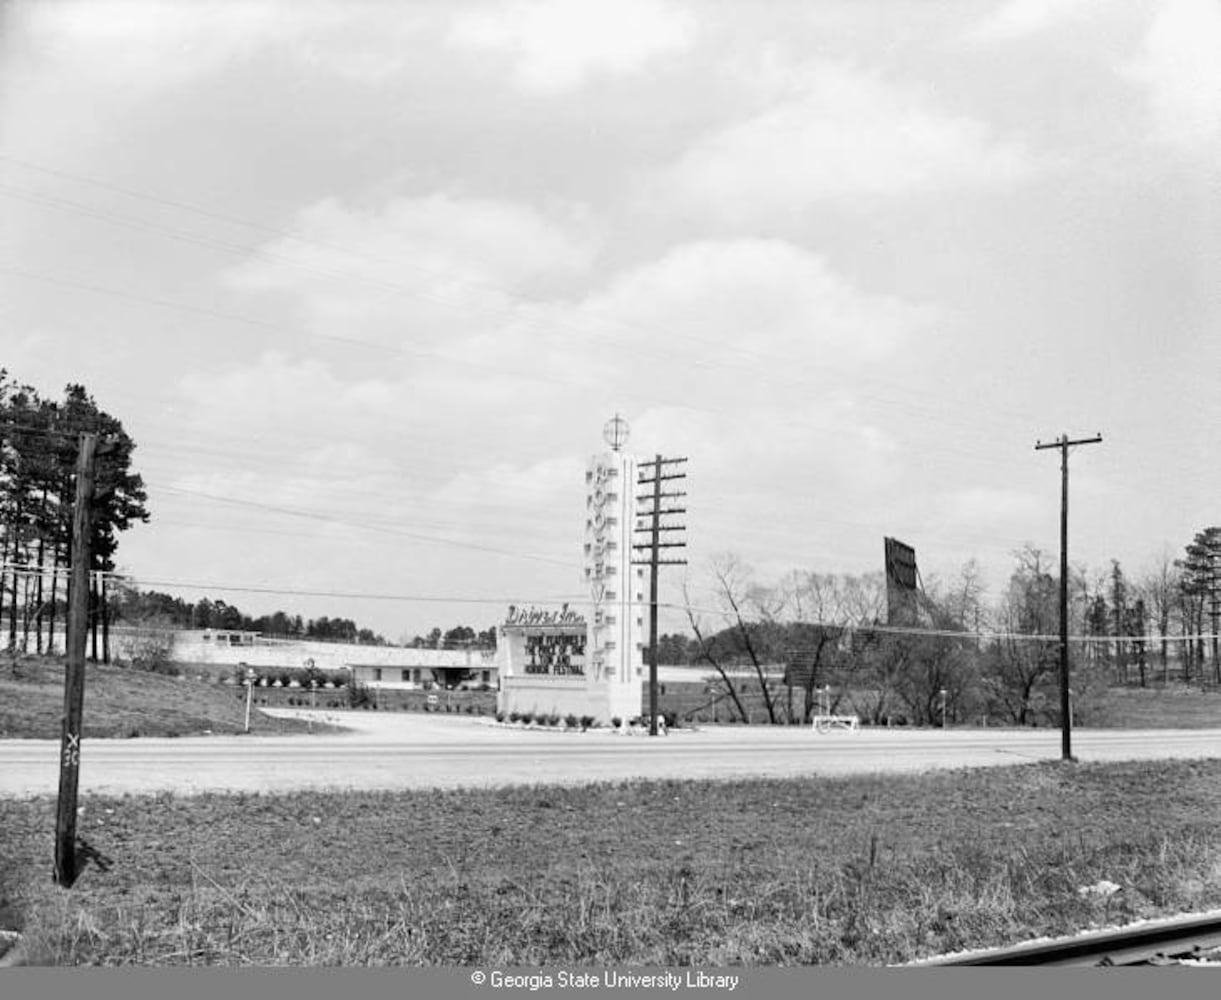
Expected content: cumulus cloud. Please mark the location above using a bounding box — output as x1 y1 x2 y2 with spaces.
198 232 932 566
969 0 1115 41
940 487 1042 526
420 236 935 428
574 239 931 370
14 1 434 88
176 353 404 453
654 62 1047 221
17 0 281 85
448 0 694 93
224 193 600 347
1126 0 1221 151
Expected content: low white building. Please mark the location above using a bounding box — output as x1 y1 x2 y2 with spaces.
172 629 498 689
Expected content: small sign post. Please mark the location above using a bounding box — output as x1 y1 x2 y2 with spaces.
244 668 256 733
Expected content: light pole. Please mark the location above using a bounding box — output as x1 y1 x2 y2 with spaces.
940 688 947 729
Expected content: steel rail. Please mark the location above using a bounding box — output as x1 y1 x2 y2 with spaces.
910 911 1221 966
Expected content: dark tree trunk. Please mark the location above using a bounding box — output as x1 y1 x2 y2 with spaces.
34 530 45 654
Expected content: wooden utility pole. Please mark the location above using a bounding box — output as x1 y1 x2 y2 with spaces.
1036 432 1102 763
55 432 97 887
633 456 687 736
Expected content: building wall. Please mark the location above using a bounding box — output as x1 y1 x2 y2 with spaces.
350 663 497 690
172 630 497 681
499 677 589 719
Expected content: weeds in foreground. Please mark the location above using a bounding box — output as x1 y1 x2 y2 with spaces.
4 760 1221 966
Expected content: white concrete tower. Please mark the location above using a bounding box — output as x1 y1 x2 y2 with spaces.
584 415 645 723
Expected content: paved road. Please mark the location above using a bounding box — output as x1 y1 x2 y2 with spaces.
0 711 1217 798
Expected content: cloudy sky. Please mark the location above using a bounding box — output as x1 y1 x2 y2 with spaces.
2 0 1218 640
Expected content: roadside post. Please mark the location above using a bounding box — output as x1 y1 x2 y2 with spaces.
940 688 947 729
244 668 256 733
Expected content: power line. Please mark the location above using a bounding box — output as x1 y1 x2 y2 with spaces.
112 575 588 607
0 164 1081 438
154 483 583 570
0 262 724 417
6 562 1209 644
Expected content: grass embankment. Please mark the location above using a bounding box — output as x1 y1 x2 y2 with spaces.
3 760 1221 966
0 655 328 739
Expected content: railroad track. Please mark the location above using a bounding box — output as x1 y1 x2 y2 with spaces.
911 910 1221 966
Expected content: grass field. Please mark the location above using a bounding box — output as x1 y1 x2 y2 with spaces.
3 759 1221 966
6 652 1220 740
655 676 1221 728
0 655 330 739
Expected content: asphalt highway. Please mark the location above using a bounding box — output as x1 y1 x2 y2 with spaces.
1 710 1218 798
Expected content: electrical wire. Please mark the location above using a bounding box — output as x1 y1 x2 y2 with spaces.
0 157 1047 435
3 561 1216 645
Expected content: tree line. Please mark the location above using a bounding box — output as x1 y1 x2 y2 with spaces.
109 586 390 645
0 371 148 660
405 625 498 650
0 371 403 658
671 535 1221 727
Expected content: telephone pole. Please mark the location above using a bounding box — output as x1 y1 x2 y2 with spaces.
1035 432 1102 763
633 455 687 736
55 432 97 887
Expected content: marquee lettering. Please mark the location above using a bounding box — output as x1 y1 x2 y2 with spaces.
504 603 587 628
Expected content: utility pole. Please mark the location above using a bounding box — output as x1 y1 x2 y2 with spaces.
633 455 687 736
1035 432 1102 763
55 432 97 887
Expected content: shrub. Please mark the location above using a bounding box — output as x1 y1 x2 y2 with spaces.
147 661 181 678
611 716 622 729
495 711 506 723
520 712 535 726
508 711 520 723
348 682 372 709
580 715 595 730
113 617 177 674
547 713 562 727
564 714 579 729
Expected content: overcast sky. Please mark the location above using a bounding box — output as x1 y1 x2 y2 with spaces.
2 0 1218 641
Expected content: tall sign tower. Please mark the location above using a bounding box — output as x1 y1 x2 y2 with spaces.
584 415 646 722
494 416 646 725
883 536 919 626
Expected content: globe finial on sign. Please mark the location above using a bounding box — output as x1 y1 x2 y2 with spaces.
603 414 630 452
